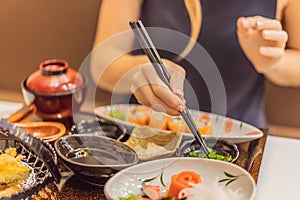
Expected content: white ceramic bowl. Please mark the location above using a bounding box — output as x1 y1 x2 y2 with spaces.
104 157 256 200
123 126 182 161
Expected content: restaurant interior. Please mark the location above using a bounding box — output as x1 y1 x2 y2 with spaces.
0 0 300 200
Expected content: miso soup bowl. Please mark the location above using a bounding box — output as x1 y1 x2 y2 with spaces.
21 59 87 123
22 78 87 122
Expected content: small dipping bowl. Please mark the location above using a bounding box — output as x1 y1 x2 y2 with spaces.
54 134 139 186
15 121 66 142
176 138 239 163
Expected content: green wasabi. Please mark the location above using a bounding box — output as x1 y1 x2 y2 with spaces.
109 110 126 120
188 148 233 162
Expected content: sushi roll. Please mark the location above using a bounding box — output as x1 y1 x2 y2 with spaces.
128 106 150 126
197 114 213 135
148 110 168 130
167 116 189 133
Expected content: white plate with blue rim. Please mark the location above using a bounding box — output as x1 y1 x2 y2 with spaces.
95 104 263 144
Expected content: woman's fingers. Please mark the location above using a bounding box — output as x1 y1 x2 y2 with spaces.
236 15 287 74
262 30 288 46
140 61 185 107
130 65 184 115
238 16 283 31
131 82 181 116
256 19 282 30
260 46 285 58
169 67 185 99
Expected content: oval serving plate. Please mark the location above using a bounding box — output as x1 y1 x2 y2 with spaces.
104 157 256 200
94 104 263 144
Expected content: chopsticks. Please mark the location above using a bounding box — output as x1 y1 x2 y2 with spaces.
129 20 210 155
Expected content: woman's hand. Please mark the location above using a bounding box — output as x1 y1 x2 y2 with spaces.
236 16 288 74
130 59 186 116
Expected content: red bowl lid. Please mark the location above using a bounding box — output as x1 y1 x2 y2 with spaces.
26 59 84 94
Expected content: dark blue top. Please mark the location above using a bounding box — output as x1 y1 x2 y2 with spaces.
131 0 277 128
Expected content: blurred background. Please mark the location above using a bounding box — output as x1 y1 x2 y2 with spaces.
0 0 299 137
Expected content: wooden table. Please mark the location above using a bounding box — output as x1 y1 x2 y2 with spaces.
8 108 269 200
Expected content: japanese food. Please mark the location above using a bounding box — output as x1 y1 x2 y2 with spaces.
167 116 212 135
196 120 212 135
148 110 168 130
126 106 213 135
130 143 169 160
0 148 31 198
167 116 189 133
129 107 150 126
109 110 126 120
188 148 233 162
224 119 233 133
120 170 243 200
168 171 201 198
123 127 180 161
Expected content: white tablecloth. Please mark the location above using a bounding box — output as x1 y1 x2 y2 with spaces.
255 135 300 200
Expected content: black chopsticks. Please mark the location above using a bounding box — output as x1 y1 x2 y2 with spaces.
129 20 210 155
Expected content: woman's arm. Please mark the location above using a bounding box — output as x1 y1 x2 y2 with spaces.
91 0 147 93
90 0 185 115
264 0 300 86
236 0 300 87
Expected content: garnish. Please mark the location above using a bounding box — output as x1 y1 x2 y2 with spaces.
119 194 142 200
140 171 166 187
188 148 233 162
109 110 126 120
218 171 241 186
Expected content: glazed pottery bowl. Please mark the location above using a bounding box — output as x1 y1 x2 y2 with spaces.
70 118 128 141
176 138 239 163
123 126 182 161
104 157 256 200
54 134 139 186
21 59 87 122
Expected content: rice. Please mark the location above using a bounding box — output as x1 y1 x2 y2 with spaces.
178 181 244 200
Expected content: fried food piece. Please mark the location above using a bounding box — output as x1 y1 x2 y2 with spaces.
0 148 31 185
0 147 31 198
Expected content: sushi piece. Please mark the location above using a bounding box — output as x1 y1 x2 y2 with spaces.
224 118 233 133
148 110 168 130
168 171 201 199
142 185 161 199
128 106 150 126
197 114 213 135
167 116 189 133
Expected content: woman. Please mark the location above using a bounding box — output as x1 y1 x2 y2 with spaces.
91 0 300 128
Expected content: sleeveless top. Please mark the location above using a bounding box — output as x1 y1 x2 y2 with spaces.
131 0 277 128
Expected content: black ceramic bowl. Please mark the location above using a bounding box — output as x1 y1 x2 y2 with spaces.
176 138 239 163
54 134 138 186
70 118 128 141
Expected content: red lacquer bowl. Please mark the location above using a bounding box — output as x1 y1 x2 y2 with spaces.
22 59 87 123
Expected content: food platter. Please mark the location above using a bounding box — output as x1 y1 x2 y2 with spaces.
104 157 256 200
0 119 60 200
94 104 263 144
